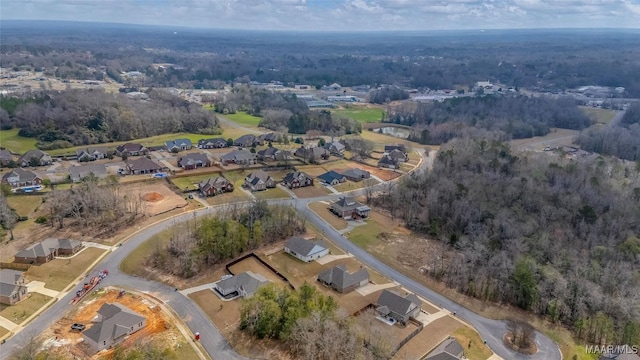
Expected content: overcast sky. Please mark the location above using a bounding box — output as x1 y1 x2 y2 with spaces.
2 0 640 31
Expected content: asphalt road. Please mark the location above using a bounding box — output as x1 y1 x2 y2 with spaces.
0 149 560 360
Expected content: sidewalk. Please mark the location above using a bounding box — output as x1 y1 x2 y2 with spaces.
26 281 59 298
0 315 18 332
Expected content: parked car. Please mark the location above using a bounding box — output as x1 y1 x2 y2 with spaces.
70 323 86 332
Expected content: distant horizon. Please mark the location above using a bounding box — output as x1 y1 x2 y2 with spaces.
1 0 639 32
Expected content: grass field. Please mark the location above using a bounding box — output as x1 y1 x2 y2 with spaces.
308 202 348 230
26 247 107 291
333 107 385 123
0 128 38 154
347 218 386 248
252 187 291 200
223 112 262 127
6 195 42 216
579 106 617 125
0 293 52 324
451 327 494 360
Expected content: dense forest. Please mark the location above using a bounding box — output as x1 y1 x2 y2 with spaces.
388 95 592 144
377 138 640 346
2 22 640 96
577 103 640 161
212 86 361 135
1 89 218 149
149 202 305 278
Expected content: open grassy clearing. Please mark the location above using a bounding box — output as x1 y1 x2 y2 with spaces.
333 107 385 123
252 187 291 200
291 183 332 198
0 128 38 154
0 293 52 324
346 218 386 249
451 326 494 360
222 112 262 127
308 202 348 230
6 195 43 216
25 247 107 291
579 106 617 124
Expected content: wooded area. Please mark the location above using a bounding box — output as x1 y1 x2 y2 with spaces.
578 103 640 160
376 138 640 346
388 95 591 144
149 202 305 278
2 89 218 149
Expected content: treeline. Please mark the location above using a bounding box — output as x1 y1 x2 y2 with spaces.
241 283 395 359
212 86 361 135
388 95 591 144
2 89 218 149
378 138 640 346
369 86 410 104
577 103 640 160
149 202 305 278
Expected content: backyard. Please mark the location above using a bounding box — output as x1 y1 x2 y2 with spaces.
25 247 107 291
6 195 43 216
0 293 52 324
252 187 291 200
171 172 222 191
0 128 38 154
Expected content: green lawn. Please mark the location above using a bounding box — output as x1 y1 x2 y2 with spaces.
6 195 42 216
0 293 52 324
171 172 222 192
0 129 38 154
347 219 385 249
26 247 107 291
579 106 617 125
253 187 291 200
223 112 262 127
333 107 385 123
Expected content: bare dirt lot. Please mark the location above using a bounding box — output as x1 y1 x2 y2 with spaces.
44 288 199 359
123 182 188 216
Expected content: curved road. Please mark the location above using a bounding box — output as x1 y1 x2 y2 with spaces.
0 150 560 360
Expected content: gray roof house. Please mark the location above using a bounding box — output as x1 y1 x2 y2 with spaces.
165 139 193 151
76 147 110 161
220 149 256 165
257 147 280 161
69 164 108 182
330 196 370 220
244 170 276 191
317 264 369 293
425 338 465 360
388 148 408 162
18 150 52 167
317 171 347 186
324 140 345 155
126 157 166 175
281 171 313 189
82 303 146 352
1 168 42 188
294 146 330 162
0 269 28 306
14 238 82 264
199 176 234 197
178 153 211 169
376 289 422 325
378 155 398 169
214 271 269 299
0 149 14 165
284 236 329 262
341 168 371 182
198 138 228 149
234 134 260 147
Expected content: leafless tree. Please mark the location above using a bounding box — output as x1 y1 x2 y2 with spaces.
0 194 16 240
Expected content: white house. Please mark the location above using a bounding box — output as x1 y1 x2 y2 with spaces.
284 236 329 262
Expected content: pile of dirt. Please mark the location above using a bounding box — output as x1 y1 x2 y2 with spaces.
142 192 164 202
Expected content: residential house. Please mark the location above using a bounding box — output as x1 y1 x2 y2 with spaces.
324 140 345 155
82 303 146 352
294 146 330 162
199 177 234 197
198 138 228 149
115 143 148 157
281 171 313 189
178 153 211 170
0 269 28 305
126 157 166 175
234 134 260 147
1 168 42 188
69 164 108 183
317 264 369 294
377 155 398 169
317 171 347 186
425 338 465 360
257 147 280 161
165 139 193 152
330 196 370 220
0 149 15 166
284 236 329 262
220 149 256 165
376 289 422 325
388 149 408 163
14 238 82 264
76 147 110 162
273 150 294 162
322 83 342 91
341 168 371 182
214 271 269 299
599 348 640 360
244 170 276 191
18 150 52 167
384 144 407 155
258 132 278 143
